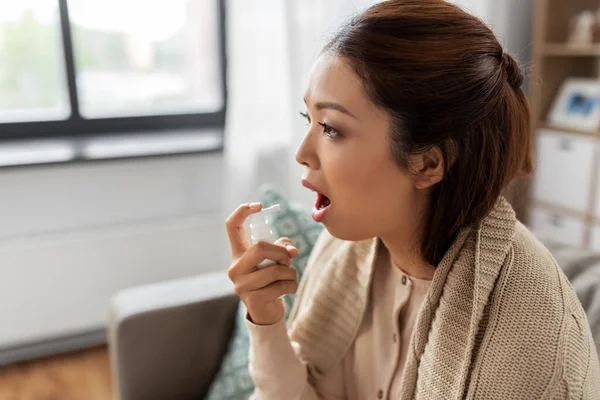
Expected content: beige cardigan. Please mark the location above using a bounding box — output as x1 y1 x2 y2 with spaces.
255 197 600 399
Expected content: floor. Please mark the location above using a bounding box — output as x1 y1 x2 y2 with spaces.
0 346 112 400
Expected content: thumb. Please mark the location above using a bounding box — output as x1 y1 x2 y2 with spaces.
274 237 299 258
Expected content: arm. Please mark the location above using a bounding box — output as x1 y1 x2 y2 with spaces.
246 316 345 400
224 205 344 399
246 230 346 400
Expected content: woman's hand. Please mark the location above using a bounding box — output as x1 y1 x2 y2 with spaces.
225 203 300 325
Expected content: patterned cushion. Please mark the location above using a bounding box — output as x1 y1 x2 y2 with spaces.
205 184 324 399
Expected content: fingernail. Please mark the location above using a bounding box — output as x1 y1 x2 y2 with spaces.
249 202 262 209
285 244 296 251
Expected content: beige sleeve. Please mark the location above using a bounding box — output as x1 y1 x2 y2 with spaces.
246 315 345 400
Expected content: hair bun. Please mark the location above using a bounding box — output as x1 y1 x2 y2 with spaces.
501 52 523 90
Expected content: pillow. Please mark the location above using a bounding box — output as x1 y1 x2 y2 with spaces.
205 184 324 399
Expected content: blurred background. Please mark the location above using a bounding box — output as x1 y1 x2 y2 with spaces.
1 0 599 399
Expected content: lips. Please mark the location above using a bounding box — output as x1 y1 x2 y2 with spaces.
301 179 330 202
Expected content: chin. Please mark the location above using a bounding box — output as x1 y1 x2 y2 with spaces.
323 223 375 242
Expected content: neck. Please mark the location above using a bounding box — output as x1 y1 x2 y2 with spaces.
380 195 435 280
380 236 435 280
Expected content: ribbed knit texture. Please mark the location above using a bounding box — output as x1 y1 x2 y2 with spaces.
280 197 600 399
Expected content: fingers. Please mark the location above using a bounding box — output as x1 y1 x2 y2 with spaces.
225 202 263 259
275 237 299 258
247 280 298 303
233 265 298 293
230 241 293 277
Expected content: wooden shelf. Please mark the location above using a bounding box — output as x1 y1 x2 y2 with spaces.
543 43 600 57
537 123 598 137
533 200 593 221
527 0 600 245
533 200 600 225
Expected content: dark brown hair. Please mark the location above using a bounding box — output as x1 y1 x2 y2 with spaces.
324 0 533 265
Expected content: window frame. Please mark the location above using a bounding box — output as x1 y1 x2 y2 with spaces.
0 0 228 141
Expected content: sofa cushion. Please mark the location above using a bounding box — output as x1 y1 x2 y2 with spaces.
205 184 324 399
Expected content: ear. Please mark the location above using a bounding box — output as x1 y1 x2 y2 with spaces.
410 146 445 189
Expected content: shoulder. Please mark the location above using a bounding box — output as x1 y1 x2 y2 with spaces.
490 222 599 393
510 221 583 316
512 221 560 274
509 221 589 325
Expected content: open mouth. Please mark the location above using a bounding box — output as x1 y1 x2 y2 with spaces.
301 179 332 222
317 192 331 210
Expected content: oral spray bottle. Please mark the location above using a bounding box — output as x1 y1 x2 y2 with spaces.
249 204 282 268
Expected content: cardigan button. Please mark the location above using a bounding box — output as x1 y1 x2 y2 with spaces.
401 275 407 285
393 333 397 343
377 389 384 399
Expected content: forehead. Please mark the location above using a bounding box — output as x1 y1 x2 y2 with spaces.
304 54 370 111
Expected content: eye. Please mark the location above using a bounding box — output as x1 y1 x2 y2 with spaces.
299 111 310 125
299 111 341 139
318 122 340 140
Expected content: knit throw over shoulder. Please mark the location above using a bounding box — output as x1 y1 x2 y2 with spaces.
286 197 600 399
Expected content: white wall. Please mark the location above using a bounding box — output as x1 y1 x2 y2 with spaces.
450 0 490 20
0 154 231 349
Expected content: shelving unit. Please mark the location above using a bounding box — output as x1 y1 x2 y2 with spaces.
528 0 600 250
543 43 600 57
537 122 596 136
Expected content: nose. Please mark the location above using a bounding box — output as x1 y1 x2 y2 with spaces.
295 131 319 170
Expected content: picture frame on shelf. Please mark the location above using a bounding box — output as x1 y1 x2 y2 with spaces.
547 77 600 133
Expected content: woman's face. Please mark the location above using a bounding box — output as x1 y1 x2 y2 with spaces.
296 54 426 242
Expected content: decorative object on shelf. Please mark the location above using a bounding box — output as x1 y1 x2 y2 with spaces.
547 77 600 133
567 10 596 45
594 9 600 41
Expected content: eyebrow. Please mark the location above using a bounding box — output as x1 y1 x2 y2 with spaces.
303 97 357 119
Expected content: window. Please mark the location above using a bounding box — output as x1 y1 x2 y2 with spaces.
0 0 226 141
0 2 69 123
69 0 223 118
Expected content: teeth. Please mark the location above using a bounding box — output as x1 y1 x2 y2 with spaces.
319 195 331 210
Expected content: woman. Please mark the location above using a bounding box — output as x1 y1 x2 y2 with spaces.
225 1 600 399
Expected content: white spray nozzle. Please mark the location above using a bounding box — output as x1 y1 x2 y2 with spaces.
262 204 282 214
249 204 282 228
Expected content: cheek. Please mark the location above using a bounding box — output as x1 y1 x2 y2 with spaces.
330 151 407 210
353 163 414 222
322 147 414 240
326 152 374 202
